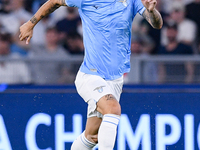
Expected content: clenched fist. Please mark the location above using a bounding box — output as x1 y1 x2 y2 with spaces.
19 21 34 45
141 0 157 12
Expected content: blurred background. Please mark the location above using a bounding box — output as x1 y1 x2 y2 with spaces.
1 1 200 150
0 0 200 85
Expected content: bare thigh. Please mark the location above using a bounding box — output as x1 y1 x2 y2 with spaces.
96 94 121 116
84 94 121 143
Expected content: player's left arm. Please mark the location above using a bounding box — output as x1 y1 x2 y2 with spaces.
141 0 163 29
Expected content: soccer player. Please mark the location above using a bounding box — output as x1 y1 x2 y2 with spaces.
19 0 163 149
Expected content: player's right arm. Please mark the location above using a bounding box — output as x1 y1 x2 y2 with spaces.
19 0 66 44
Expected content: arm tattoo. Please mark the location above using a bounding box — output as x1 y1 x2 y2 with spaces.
30 16 38 24
105 94 115 101
29 0 66 25
143 9 163 29
46 2 60 15
59 0 66 6
30 3 59 25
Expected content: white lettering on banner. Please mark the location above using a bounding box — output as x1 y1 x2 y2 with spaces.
185 115 194 150
156 114 181 150
9 113 198 150
55 114 82 150
118 114 151 150
197 122 200 149
25 113 52 150
0 115 12 150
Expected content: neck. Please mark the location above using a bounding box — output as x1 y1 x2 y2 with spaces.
167 41 178 51
13 4 23 11
166 41 178 51
67 14 77 20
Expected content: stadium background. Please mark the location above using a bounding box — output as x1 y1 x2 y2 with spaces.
0 0 200 149
1 85 200 150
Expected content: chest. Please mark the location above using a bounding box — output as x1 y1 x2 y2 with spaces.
80 0 134 24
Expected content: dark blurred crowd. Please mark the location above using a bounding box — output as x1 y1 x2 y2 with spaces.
0 0 84 84
129 0 200 83
0 0 199 84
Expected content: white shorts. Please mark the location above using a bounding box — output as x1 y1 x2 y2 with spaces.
75 71 123 118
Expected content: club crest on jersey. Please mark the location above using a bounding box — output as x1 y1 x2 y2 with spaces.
94 86 105 93
118 0 127 7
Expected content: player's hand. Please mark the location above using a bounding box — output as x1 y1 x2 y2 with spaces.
19 21 34 45
141 0 157 12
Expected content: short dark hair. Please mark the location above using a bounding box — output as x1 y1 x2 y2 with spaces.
67 32 82 40
45 26 58 33
166 23 178 30
0 33 11 43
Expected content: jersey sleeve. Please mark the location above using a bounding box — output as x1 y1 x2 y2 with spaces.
65 0 82 8
133 0 146 16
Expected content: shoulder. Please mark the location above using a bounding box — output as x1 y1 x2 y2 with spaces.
158 45 167 54
178 43 191 48
178 43 193 54
186 2 195 9
9 53 21 59
65 0 82 8
29 45 46 55
181 19 196 27
57 46 71 56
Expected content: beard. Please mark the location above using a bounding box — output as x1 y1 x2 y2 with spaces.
168 36 176 43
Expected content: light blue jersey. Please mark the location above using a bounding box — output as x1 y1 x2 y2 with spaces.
65 0 146 80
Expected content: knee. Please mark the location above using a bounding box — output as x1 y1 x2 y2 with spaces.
106 100 121 115
86 134 98 144
97 94 121 115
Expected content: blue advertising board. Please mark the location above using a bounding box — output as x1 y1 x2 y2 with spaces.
0 85 200 150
